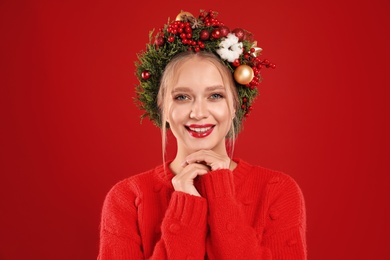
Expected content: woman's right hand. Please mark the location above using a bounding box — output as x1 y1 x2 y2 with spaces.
171 162 210 197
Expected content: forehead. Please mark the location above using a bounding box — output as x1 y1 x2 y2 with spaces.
174 58 225 88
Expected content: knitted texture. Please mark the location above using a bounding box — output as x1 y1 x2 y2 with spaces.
98 159 307 259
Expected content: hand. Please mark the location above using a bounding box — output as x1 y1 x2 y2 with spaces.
182 150 231 171
171 162 210 197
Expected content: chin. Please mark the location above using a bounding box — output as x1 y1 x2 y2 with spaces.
185 141 221 153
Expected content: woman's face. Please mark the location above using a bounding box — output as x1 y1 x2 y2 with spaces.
167 57 234 156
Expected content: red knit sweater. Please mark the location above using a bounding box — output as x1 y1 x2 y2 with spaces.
98 159 307 259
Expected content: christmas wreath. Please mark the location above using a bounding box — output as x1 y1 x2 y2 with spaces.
134 9 275 130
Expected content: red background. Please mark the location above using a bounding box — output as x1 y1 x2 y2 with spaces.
1 0 389 259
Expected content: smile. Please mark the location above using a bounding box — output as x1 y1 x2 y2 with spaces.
185 124 215 138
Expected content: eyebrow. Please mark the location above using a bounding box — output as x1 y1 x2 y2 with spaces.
172 85 226 93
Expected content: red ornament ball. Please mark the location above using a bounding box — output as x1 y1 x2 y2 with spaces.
219 25 230 37
141 71 151 80
155 36 165 47
211 29 221 39
232 28 245 42
199 30 210 40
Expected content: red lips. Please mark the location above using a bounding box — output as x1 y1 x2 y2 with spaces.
185 124 215 138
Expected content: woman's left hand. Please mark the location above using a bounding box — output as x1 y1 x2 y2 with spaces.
182 150 231 171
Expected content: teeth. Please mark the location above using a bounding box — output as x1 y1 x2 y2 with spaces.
189 126 212 133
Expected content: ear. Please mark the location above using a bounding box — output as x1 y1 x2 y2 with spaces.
232 109 236 119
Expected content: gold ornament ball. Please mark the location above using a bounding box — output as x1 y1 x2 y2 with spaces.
234 65 254 85
175 11 194 21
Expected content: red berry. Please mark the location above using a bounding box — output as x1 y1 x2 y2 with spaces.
185 27 192 33
233 59 240 67
141 71 150 80
168 36 175 43
200 30 210 40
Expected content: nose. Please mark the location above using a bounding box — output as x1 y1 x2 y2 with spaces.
190 99 209 120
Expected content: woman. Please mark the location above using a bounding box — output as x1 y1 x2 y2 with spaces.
98 10 306 259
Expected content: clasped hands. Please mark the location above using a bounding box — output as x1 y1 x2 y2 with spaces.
172 150 231 197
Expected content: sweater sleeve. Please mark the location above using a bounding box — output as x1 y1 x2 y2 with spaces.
261 173 307 259
98 180 208 260
200 169 307 260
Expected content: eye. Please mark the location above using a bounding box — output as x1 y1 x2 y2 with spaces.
174 94 189 101
210 93 224 100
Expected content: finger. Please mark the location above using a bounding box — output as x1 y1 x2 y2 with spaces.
174 165 209 188
172 164 209 196
180 154 213 166
178 163 210 177
185 150 230 170
184 150 213 165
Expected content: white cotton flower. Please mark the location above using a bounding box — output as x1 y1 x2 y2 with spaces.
216 33 243 62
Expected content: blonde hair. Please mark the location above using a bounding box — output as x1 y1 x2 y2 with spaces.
157 51 240 163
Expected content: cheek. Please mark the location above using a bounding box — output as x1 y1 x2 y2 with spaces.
211 102 232 122
168 104 188 125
